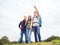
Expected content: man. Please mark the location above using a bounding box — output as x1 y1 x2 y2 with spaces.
32 6 42 42
19 16 28 43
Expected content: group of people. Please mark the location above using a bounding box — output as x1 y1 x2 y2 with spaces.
19 6 42 43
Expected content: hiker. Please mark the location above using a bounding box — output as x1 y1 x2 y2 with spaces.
32 6 42 42
19 16 28 43
26 15 32 43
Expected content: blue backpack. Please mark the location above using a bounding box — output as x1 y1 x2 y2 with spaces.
38 17 42 27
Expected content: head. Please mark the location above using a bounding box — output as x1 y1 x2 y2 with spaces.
28 15 31 21
24 16 27 20
34 11 38 16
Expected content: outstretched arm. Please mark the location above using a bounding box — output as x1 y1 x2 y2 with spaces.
33 5 39 16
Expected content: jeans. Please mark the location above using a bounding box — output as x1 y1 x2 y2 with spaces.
20 29 28 43
26 28 32 43
33 26 41 42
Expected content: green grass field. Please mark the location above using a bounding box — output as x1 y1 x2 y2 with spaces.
3 39 60 45
4 41 60 45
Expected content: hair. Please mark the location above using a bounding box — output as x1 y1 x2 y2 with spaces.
34 11 40 17
28 15 31 21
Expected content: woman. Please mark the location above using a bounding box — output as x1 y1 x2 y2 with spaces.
32 6 42 42
26 15 32 43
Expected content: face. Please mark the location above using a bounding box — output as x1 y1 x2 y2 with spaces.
24 16 27 20
28 16 31 20
34 11 38 16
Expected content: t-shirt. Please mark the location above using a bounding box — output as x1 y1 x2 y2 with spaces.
32 16 39 26
26 20 31 28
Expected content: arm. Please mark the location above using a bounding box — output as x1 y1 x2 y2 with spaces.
19 21 22 29
33 5 39 16
25 20 28 26
19 22 20 28
30 21 32 29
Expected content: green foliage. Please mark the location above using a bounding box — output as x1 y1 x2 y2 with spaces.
11 41 19 44
1 36 9 43
43 36 60 42
52 39 60 45
0 36 11 45
0 40 3 45
0 35 60 45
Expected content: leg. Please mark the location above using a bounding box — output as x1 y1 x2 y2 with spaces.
34 32 38 42
33 26 38 42
29 29 32 43
20 30 23 43
37 26 41 42
38 33 41 42
25 28 29 43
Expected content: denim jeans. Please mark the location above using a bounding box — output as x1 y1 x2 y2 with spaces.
33 26 41 42
20 29 28 43
26 28 32 43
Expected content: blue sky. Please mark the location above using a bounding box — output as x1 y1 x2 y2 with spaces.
0 0 60 42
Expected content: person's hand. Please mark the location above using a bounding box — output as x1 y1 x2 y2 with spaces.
32 29 34 32
40 25 41 27
20 26 22 29
33 5 37 9
30 26 32 30
33 5 39 16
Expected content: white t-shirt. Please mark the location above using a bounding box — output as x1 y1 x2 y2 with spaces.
32 16 39 26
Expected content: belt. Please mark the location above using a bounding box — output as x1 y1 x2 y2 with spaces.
32 22 38 24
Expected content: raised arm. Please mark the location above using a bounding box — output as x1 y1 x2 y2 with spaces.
33 5 39 16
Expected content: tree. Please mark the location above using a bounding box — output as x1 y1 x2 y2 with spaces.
0 40 3 45
0 36 10 44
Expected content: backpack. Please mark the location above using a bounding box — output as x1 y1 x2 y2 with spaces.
38 17 42 27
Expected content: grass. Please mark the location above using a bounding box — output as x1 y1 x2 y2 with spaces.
4 42 55 45
4 40 60 45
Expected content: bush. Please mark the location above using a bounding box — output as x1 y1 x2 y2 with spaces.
0 36 11 45
52 39 60 45
43 36 60 42
0 40 3 45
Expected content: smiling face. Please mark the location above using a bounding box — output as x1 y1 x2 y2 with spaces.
34 11 38 16
28 15 31 21
24 16 27 20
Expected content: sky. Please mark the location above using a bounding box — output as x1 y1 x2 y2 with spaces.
0 0 60 42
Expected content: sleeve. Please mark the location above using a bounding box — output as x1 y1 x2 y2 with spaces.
19 21 22 28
